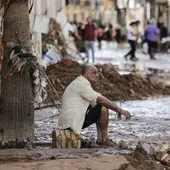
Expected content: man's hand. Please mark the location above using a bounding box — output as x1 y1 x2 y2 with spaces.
97 96 132 120
120 109 132 120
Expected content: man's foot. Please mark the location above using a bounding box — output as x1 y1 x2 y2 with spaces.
117 113 122 120
150 56 157 60
130 57 138 61
96 138 117 147
124 55 127 61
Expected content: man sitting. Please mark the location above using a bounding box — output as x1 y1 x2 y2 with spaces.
58 64 131 147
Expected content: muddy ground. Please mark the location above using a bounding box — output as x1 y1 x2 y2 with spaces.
30 96 170 170
1 60 170 169
0 147 169 170
46 59 170 102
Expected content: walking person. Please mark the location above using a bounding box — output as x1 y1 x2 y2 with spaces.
124 21 139 61
97 24 104 50
104 23 113 48
159 22 168 52
145 19 160 60
82 17 96 63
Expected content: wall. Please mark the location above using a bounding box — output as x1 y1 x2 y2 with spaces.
66 0 116 24
29 0 66 57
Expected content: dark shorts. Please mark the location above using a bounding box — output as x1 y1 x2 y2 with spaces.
82 104 102 129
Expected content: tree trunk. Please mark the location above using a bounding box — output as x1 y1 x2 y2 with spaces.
0 0 34 147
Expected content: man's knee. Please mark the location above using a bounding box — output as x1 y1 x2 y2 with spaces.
101 106 109 115
98 106 109 125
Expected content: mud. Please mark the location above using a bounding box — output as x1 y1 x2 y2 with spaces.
119 151 167 170
118 143 170 170
46 59 170 101
0 148 169 170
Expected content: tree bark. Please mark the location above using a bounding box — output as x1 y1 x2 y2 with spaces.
0 0 34 147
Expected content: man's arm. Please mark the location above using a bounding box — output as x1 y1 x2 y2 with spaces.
97 95 131 120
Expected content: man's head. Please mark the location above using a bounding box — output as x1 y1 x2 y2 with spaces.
135 20 140 26
149 18 156 25
87 17 92 24
82 64 99 83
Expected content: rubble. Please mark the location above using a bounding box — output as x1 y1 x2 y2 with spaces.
46 59 170 102
155 144 170 166
119 143 170 170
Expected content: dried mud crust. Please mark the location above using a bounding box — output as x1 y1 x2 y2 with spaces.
46 59 170 101
118 151 170 170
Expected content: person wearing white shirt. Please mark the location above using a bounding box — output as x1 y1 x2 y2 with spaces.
58 64 131 147
124 21 139 61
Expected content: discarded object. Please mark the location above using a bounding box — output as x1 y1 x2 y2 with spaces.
40 46 61 69
52 129 81 149
161 153 170 166
135 141 155 158
156 144 170 161
33 69 47 104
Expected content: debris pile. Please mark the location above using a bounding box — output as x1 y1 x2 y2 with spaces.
155 144 170 167
46 59 170 101
119 143 170 170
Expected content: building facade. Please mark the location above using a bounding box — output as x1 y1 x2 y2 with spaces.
65 0 117 26
29 0 66 57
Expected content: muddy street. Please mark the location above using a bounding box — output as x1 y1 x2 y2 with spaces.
34 97 170 148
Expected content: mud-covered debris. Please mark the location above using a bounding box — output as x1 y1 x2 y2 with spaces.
155 144 170 167
119 150 164 170
156 144 170 161
118 140 129 150
46 59 170 102
135 141 156 158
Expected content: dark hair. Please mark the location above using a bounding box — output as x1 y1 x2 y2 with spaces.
130 22 135 26
135 20 140 25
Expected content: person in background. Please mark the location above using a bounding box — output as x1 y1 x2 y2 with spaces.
124 21 139 61
145 18 160 60
97 24 104 50
104 23 113 48
82 17 96 63
115 23 122 49
121 24 127 42
159 22 168 52
78 22 86 42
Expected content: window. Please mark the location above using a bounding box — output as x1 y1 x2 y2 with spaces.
84 0 91 6
95 0 104 8
67 0 80 5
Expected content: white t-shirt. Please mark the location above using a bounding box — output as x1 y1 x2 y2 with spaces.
127 26 137 41
58 75 101 135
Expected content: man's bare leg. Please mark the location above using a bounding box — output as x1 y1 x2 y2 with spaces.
97 106 109 142
96 106 117 147
96 123 102 143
